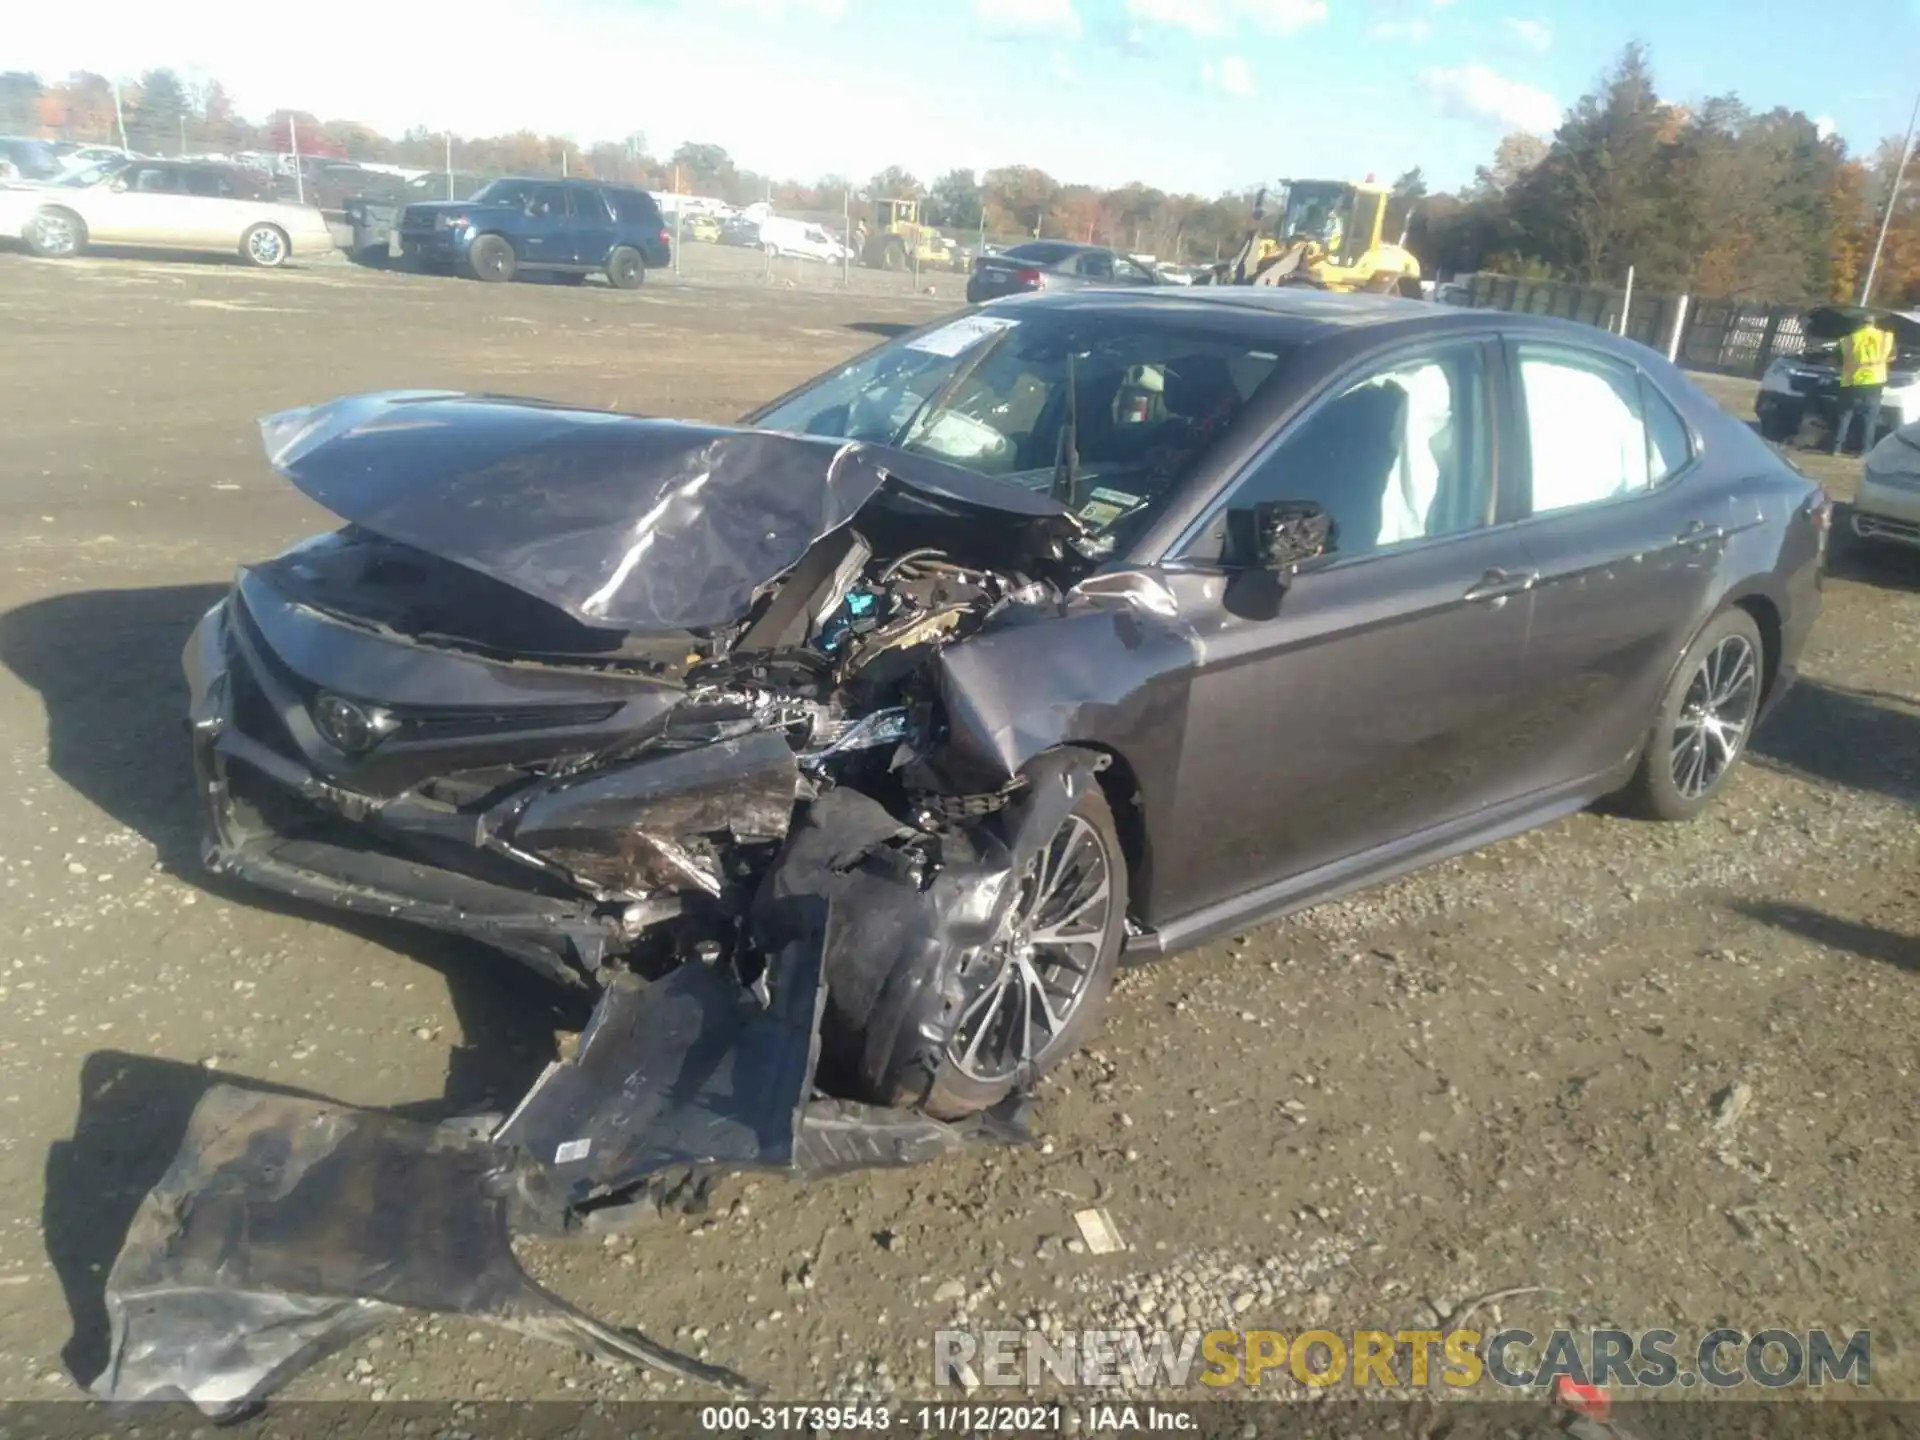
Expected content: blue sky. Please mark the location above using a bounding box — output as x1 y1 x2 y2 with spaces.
10 0 1919 194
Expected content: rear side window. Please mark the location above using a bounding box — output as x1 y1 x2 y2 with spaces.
610 189 663 225
1078 251 1115 279
1005 241 1075 265
1514 344 1667 515
528 185 567 218
567 184 610 222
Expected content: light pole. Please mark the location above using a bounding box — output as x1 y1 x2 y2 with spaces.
1861 90 1919 307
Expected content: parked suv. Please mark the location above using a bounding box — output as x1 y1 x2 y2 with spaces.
398 177 671 287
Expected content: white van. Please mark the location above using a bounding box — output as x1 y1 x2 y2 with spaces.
758 216 848 263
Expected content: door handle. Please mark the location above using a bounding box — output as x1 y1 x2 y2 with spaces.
1676 519 1727 546
1463 567 1539 602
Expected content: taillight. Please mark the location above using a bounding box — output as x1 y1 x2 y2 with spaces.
1015 267 1042 285
657 228 671 244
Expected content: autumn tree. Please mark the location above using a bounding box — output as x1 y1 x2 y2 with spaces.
868 165 922 201
129 68 190 153
925 168 984 229
0 73 42 134
669 141 734 194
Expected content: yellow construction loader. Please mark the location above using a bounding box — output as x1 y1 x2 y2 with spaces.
860 198 959 272
1196 179 1423 295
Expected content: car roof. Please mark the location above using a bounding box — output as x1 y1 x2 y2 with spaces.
976 285 1663 354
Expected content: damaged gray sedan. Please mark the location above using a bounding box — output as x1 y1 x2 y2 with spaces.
186 289 1825 1118
118 288 1826 1412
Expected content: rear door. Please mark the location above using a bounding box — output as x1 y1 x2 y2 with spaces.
520 183 572 266
1500 339 1732 791
1162 337 1546 913
566 183 616 266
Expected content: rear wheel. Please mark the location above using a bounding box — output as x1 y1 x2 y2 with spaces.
467 233 516 282
240 223 290 268
881 236 908 272
1616 608 1764 822
607 246 645 289
26 207 85 259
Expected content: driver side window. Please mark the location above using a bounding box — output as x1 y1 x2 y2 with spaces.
1206 344 1494 563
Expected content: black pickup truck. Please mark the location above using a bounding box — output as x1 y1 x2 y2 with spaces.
343 172 488 261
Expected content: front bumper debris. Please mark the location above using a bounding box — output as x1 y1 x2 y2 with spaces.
93 911 1028 1416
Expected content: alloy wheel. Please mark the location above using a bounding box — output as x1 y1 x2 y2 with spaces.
947 814 1113 1084
1670 635 1758 800
247 227 286 266
33 212 78 257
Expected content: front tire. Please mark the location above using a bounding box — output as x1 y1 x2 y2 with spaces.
607 245 645 289
240 223 290 268
1757 405 1797 443
467 233 516 282
829 772 1127 1120
1617 608 1765 822
26 207 85 259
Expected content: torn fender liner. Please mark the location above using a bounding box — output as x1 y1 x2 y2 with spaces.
259 391 1075 632
756 753 1103 1104
93 1086 752 1415
493 932 828 1205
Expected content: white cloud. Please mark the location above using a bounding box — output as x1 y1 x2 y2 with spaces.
1126 0 1325 36
1127 0 1231 35
1420 63 1561 134
974 0 1084 37
1814 114 1837 140
1501 17 1552 51
1207 55 1256 94
709 0 847 15
1235 0 1329 30
1368 17 1433 40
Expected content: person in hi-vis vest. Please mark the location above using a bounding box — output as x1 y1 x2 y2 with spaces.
1830 315 1896 455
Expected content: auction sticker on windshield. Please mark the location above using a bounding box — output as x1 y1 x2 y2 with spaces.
906 314 1020 357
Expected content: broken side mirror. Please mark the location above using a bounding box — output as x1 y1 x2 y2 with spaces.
1225 500 1336 581
1221 501 1334 622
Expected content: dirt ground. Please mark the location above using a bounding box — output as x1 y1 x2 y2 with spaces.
0 248 1915 1410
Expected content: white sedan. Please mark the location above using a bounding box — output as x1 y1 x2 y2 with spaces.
0 158 334 267
1855 420 1920 551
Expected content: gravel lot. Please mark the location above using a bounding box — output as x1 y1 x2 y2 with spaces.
0 248 1914 1411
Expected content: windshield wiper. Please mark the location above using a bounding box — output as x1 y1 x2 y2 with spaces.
1050 350 1080 510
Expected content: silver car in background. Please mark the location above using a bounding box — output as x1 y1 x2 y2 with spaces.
0 157 335 267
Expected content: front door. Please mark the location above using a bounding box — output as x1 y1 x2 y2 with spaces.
565 183 616 266
1160 338 1544 915
1499 339 1732 790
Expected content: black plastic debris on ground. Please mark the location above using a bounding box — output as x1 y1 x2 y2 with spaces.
90 916 1031 1418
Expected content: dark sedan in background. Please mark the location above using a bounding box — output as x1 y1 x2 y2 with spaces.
965 238 1166 304
183 289 1825 1124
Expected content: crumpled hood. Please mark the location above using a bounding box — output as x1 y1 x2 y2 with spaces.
260 391 1074 633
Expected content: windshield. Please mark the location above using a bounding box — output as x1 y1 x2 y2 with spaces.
470 177 538 207
752 309 1288 549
